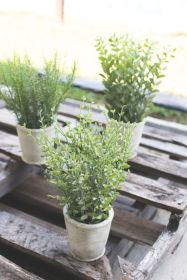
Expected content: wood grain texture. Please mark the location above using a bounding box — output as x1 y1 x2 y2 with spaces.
143 126 187 148
146 117 187 136
58 103 107 124
120 173 187 214
141 137 187 159
0 130 21 160
6 175 164 245
0 203 113 280
0 160 40 200
0 255 43 280
130 152 187 184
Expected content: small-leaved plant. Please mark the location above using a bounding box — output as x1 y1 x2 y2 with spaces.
41 108 132 224
95 34 175 123
0 55 75 128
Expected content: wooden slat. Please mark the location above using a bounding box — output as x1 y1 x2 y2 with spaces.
120 229 180 280
120 173 187 214
0 130 21 160
58 103 107 124
0 203 113 280
141 137 187 159
130 152 187 185
5 175 164 245
58 102 187 159
0 255 43 280
0 161 40 200
0 154 12 182
143 126 187 148
146 117 187 136
112 206 164 245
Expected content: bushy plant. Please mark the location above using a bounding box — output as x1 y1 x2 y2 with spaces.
95 34 174 123
41 110 131 224
0 55 75 128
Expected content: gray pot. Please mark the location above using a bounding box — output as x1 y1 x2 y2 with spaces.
63 205 114 262
16 124 54 165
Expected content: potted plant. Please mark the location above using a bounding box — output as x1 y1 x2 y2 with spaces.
95 34 174 158
0 55 75 164
41 111 132 261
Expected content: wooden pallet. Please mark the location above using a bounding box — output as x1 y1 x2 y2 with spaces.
0 99 187 280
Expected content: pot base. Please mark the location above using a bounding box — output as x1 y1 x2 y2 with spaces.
21 155 42 166
70 248 105 262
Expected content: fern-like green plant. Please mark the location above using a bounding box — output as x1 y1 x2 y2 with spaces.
95 34 174 123
0 55 75 128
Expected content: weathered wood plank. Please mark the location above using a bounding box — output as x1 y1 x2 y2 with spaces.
112 206 164 245
143 126 187 148
0 130 21 160
0 154 12 182
0 255 43 280
121 212 187 280
146 117 187 136
0 161 40 200
0 203 112 280
4 175 163 245
120 231 176 280
141 137 187 159
58 103 107 124
130 152 187 185
120 172 187 214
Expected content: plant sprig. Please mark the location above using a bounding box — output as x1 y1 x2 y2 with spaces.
0 54 75 128
41 109 132 224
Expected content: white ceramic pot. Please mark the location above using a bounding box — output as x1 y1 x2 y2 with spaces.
63 205 114 262
119 121 144 159
16 124 54 165
129 121 145 159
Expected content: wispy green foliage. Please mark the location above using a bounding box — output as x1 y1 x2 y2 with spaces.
95 34 174 123
0 55 75 128
41 109 131 224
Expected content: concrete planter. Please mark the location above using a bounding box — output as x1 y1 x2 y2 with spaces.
63 205 114 262
129 121 145 158
119 121 144 159
16 124 54 165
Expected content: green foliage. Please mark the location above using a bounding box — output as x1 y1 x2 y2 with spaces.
41 109 131 224
0 55 75 128
95 34 174 123
149 104 187 125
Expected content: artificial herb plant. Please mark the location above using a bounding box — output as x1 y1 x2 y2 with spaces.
0 55 75 128
95 34 174 123
41 109 132 224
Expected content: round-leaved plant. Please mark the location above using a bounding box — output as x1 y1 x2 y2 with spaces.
41 109 132 224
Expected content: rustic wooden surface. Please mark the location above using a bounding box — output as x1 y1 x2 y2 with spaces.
0 255 43 280
0 99 187 280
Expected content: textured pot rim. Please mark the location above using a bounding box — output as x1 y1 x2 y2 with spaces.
63 205 114 230
16 123 54 133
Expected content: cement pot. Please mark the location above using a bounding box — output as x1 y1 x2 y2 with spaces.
119 121 144 159
63 205 114 262
16 124 54 165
